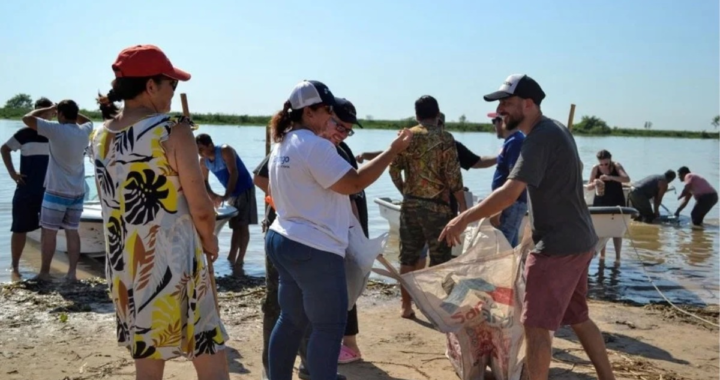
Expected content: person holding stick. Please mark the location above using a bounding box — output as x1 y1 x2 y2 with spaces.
91 44 229 380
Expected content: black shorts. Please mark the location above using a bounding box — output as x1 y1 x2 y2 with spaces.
11 191 43 233
229 187 258 229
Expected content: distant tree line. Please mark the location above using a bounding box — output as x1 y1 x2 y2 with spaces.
2 93 718 139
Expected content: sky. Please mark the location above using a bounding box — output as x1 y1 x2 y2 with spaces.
0 0 718 131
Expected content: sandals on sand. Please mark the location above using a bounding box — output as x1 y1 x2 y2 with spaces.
338 345 362 364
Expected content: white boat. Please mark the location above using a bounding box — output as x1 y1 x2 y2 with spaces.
375 196 638 254
582 181 675 206
374 192 476 257
27 176 239 258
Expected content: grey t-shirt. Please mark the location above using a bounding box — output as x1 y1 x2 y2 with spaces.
508 117 598 255
37 119 94 196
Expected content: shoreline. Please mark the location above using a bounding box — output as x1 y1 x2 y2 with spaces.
1 114 718 139
1 276 717 380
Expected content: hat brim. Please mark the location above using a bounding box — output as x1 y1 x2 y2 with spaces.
164 67 191 81
483 91 512 102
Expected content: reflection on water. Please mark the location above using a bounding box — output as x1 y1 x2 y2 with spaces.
0 120 717 307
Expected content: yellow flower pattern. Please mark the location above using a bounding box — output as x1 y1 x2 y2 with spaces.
90 114 227 360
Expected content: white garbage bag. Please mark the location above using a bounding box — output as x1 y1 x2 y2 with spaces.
345 217 389 311
374 218 532 380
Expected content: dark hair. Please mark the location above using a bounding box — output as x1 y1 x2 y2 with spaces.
677 166 690 175
596 149 612 160
97 75 166 120
34 97 52 109
57 99 79 121
268 101 325 142
415 95 440 121
195 133 213 146
664 170 677 181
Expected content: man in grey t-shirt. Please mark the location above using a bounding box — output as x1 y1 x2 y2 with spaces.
439 75 614 380
22 100 94 282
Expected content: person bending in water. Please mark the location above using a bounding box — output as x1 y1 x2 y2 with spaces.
675 166 718 226
628 170 676 223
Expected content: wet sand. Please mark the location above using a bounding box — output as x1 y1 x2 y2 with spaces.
0 276 718 380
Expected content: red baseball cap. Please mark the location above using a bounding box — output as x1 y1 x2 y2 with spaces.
112 44 191 81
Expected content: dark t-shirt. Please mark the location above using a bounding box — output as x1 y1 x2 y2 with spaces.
253 154 277 225
455 141 480 171
337 142 369 238
5 128 49 198
508 117 597 255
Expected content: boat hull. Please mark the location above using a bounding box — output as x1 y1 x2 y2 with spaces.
27 204 239 258
375 197 638 255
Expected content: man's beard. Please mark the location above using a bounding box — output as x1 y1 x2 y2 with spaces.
504 113 523 131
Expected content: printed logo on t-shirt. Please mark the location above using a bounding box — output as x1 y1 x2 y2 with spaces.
273 155 291 168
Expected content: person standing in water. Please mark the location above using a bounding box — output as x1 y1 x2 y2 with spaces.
585 149 630 262
2 97 53 280
675 166 718 226
21 100 94 282
196 133 257 266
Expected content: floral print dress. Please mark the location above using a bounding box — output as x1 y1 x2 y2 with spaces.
90 114 228 360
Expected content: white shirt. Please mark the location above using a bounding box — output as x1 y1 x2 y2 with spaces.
269 129 354 257
36 119 94 195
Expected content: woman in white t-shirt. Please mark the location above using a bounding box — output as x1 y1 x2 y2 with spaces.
265 80 412 380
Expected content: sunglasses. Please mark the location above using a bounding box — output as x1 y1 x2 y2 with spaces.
331 118 355 136
168 79 178 90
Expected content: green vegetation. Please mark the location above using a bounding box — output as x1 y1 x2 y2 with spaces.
1 93 718 139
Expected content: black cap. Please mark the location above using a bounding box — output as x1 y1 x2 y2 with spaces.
483 74 546 106
334 97 363 128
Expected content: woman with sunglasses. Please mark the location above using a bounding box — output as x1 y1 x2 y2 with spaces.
586 149 631 263
266 80 412 380
91 45 229 380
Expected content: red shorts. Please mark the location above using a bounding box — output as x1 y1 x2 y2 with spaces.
521 250 594 331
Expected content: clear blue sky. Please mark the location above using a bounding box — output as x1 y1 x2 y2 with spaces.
1 0 718 131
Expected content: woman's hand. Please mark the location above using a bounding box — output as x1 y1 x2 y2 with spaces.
599 174 614 182
390 129 413 153
202 234 219 263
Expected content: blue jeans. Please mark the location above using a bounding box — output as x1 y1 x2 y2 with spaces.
499 201 527 247
265 230 348 380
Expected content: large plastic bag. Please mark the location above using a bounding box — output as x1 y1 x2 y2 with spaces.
374 218 532 380
345 217 389 311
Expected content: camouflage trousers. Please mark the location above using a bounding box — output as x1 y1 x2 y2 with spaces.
399 199 454 267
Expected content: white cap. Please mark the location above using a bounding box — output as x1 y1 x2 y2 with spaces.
288 80 336 109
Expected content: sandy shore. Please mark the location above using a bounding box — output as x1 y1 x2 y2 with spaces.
0 276 718 380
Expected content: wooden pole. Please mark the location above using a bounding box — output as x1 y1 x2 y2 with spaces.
265 124 270 155
179 92 220 315
567 104 576 131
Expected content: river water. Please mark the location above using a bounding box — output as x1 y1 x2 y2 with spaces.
0 120 717 306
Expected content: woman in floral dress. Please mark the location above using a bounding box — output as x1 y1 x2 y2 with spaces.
91 44 229 380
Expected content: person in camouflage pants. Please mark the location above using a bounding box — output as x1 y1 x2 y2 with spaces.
389 95 466 319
